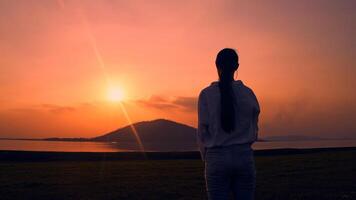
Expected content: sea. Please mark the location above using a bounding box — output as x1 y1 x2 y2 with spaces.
0 139 355 152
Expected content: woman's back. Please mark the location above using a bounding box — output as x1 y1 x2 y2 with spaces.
197 80 260 149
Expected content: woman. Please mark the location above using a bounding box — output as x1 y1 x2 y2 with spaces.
197 48 260 200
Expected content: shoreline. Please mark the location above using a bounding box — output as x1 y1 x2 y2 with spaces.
1 147 355 162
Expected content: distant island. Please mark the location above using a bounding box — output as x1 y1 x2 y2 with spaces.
2 119 198 151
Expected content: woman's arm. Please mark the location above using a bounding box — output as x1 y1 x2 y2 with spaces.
251 90 260 141
197 90 209 161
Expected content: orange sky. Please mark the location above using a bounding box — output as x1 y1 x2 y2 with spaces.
0 0 355 139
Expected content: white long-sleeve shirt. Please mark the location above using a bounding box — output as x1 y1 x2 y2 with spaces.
197 80 260 161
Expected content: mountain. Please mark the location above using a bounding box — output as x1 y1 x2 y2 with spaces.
92 119 198 152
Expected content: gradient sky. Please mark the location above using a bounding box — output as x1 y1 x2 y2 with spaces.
0 0 355 139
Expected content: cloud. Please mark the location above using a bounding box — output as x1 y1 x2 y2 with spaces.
0 101 128 138
39 104 76 114
172 96 197 112
135 95 179 110
134 95 197 112
7 104 77 114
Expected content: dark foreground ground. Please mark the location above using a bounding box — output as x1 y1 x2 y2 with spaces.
0 148 355 200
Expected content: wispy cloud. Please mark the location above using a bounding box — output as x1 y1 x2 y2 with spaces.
172 96 197 112
39 104 76 114
134 95 197 112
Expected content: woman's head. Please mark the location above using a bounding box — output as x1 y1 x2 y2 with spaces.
215 48 239 77
216 48 239 133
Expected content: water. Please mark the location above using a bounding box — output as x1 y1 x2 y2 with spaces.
0 140 127 152
0 139 355 152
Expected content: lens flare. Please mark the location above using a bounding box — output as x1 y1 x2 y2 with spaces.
58 1 146 157
118 102 147 158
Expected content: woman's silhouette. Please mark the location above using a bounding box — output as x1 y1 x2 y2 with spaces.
197 48 260 200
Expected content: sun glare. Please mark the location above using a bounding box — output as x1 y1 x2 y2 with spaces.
107 87 124 102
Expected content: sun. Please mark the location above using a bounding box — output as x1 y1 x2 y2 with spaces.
107 86 124 102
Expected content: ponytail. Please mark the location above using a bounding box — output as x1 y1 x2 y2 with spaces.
216 48 239 133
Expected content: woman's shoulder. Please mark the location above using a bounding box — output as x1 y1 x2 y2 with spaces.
198 82 220 101
200 81 219 93
235 80 254 93
234 80 259 101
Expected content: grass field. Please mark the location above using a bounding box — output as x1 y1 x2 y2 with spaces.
0 149 355 200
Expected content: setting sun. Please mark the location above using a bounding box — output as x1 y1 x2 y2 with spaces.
107 87 124 102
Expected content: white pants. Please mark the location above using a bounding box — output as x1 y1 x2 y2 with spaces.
205 144 256 200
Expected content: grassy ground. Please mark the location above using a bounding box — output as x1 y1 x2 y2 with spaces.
0 149 355 200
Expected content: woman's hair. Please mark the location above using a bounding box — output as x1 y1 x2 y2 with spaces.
215 48 239 133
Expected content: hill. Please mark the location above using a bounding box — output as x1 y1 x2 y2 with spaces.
92 119 198 151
